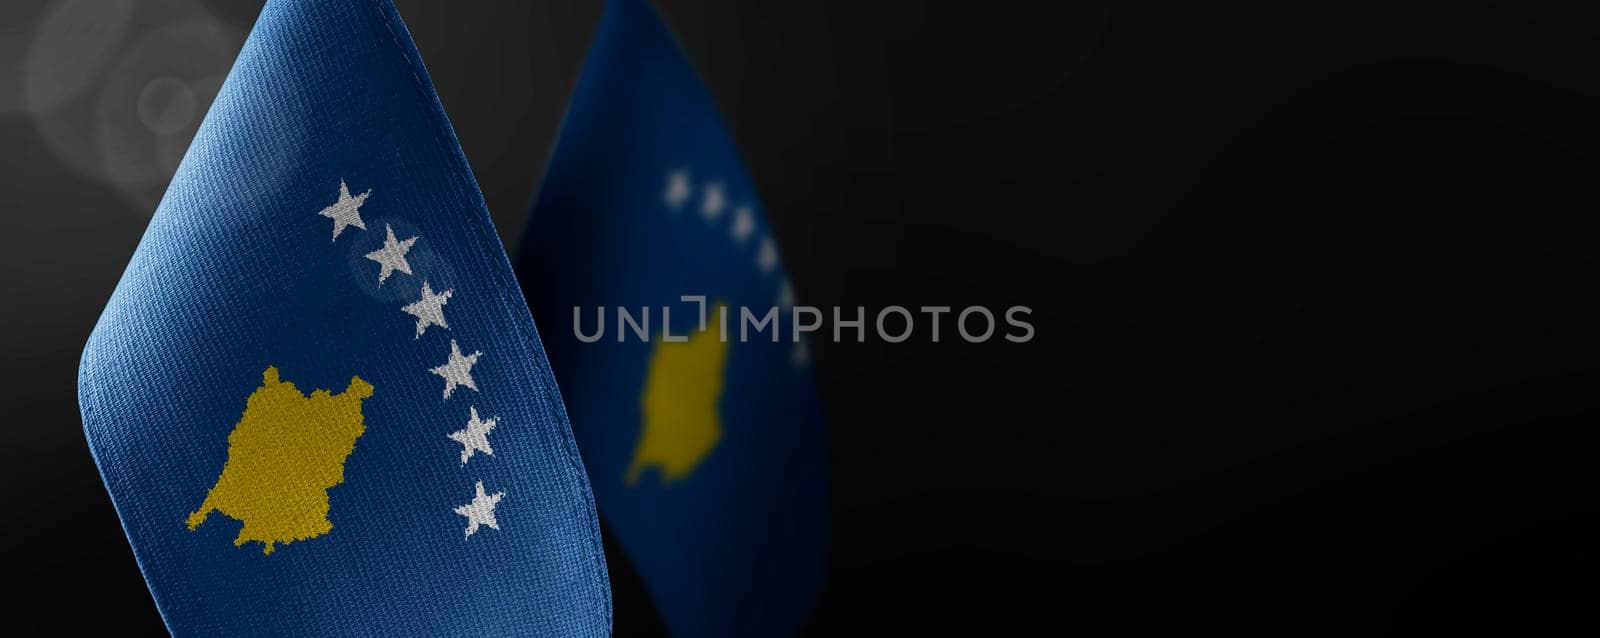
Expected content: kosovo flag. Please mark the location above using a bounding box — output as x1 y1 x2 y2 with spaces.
76 0 610 634
516 1 828 635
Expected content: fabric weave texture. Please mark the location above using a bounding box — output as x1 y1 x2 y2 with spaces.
78 0 611 635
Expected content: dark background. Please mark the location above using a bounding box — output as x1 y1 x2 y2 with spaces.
3 0 1598 634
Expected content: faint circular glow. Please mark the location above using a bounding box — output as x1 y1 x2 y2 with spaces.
0 2 52 115
136 76 198 135
28 0 243 215
344 218 457 304
27 17 234 216
96 20 240 212
21 0 136 114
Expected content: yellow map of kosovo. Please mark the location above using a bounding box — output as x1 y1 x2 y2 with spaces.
627 306 729 485
187 366 373 555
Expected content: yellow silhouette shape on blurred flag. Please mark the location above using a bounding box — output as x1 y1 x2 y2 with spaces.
628 304 729 485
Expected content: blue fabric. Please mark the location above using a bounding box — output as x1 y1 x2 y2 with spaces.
76 1 610 635
517 1 828 635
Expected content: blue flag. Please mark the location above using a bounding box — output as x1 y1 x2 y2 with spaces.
77 1 610 634
517 1 828 635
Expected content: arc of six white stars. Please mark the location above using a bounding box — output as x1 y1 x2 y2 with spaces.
319 177 510 539
663 169 808 368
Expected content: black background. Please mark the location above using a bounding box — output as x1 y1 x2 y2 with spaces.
3 0 1598 634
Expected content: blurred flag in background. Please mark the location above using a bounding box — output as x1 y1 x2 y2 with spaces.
77 0 610 634
517 0 828 635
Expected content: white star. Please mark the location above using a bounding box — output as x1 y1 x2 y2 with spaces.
777 278 795 308
401 280 453 338
756 236 778 273
454 481 504 539
448 406 497 465
730 206 755 243
364 224 417 285
700 182 726 220
319 179 369 241
430 339 481 399
663 169 692 210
